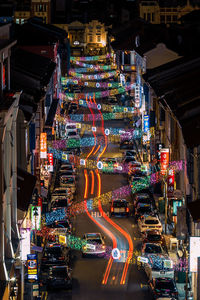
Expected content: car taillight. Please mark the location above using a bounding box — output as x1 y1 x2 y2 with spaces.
59 257 65 260
142 225 147 228
42 257 47 260
111 207 114 212
157 226 162 228
102 245 106 249
126 207 129 212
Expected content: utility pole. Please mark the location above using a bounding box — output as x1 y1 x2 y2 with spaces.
164 175 168 234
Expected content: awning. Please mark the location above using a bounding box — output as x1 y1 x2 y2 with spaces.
17 168 37 211
45 98 59 127
187 200 200 222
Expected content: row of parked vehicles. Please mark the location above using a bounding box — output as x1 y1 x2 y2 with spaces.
40 150 79 290
124 150 178 299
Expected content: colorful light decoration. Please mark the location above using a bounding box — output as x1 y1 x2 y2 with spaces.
62 78 124 89
70 53 111 62
60 83 135 100
68 70 118 81
67 111 134 122
69 62 117 71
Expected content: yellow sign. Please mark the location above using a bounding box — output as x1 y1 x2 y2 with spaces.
59 235 66 244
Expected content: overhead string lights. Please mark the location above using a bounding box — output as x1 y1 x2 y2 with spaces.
62 78 125 89
70 53 112 62
60 83 135 101
68 70 118 81
69 61 117 71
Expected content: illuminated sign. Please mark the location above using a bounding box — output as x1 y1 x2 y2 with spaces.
47 153 53 172
20 228 30 261
160 148 169 176
173 199 182 216
31 206 41 230
112 248 121 260
167 169 175 198
135 84 140 108
189 237 200 272
40 133 47 159
143 115 150 133
27 254 38 281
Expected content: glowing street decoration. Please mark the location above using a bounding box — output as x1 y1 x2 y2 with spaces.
160 148 169 176
45 208 68 225
60 83 135 100
68 70 117 81
40 132 47 159
62 77 123 89
70 53 111 61
69 63 117 72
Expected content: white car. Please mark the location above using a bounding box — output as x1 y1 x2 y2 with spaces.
82 233 106 257
138 215 162 233
144 255 174 280
65 123 77 136
66 131 80 140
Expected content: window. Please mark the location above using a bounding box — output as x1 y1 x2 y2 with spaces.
97 35 101 42
160 15 165 23
16 18 20 24
39 5 43 12
152 12 155 22
147 13 151 22
89 35 93 42
172 15 177 22
143 13 146 19
21 18 24 24
166 15 171 22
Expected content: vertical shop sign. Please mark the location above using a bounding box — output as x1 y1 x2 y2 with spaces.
31 206 41 230
20 228 30 261
143 115 150 133
160 148 169 176
135 84 140 108
40 133 47 159
27 254 38 281
167 169 175 198
48 153 54 172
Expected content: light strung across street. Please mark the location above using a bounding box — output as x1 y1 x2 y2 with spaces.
60 82 135 100
68 70 118 81
62 78 125 89
70 53 112 61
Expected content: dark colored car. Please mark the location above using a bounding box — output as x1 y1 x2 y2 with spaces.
41 244 69 270
46 265 72 290
110 199 129 217
120 140 134 150
143 230 167 250
51 198 69 211
149 278 178 299
134 203 153 220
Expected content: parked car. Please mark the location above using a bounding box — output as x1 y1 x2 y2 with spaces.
66 131 80 140
51 188 73 202
148 278 178 299
141 243 164 256
123 156 137 164
46 265 72 290
51 198 69 211
59 176 76 194
120 140 134 150
41 244 69 270
124 150 137 158
82 233 106 257
133 192 152 207
145 255 174 280
101 157 120 172
143 230 167 250
110 199 129 217
138 215 162 233
135 203 154 221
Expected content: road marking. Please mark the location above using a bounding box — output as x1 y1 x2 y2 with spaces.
91 211 109 218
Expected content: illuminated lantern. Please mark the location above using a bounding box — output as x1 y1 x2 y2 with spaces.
167 169 175 198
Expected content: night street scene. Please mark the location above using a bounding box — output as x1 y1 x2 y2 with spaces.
1 1 200 300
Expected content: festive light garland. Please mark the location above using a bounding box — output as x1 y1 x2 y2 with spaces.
62 78 124 89
70 53 111 62
60 83 135 100
68 70 118 81
67 111 134 122
77 100 135 113
69 62 117 71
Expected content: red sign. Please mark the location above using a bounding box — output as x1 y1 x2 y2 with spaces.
40 133 47 159
47 153 53 172
38 197 42 212
160 148 169 176
167 169 175 198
